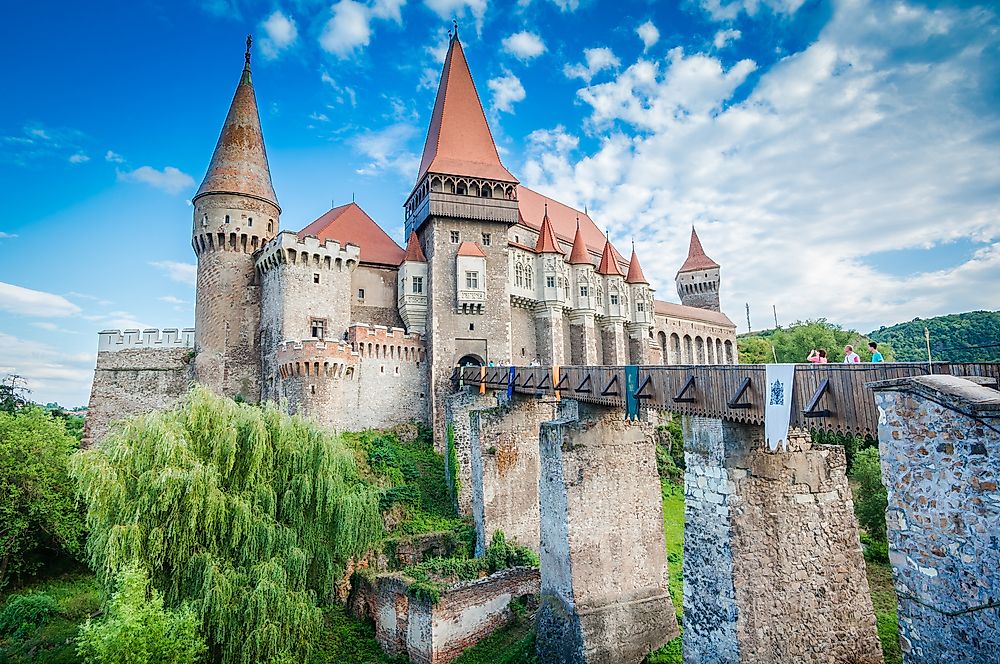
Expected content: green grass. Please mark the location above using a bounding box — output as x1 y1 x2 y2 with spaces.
867 561 902 664
646 481 685 664
0 570 101 664
308 603 407 664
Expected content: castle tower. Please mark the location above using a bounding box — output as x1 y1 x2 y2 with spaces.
625 245 655 363
597 237 627 364
567 220 598 364
191 36 280 401
676 227 721 312
398 231 429 334
533 206 566 365
404 29 520 439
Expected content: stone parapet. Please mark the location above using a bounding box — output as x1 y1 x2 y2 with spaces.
276 339 359 380
98 328 195 352
255 230 361 274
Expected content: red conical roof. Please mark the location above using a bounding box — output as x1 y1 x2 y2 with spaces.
678 227 720 273
626 247 648 283
597 236 624 276
403 231 427 263
195 39 278 209
568 220 591 265
533 205 563 254
415 34 517 184
298 202 404 267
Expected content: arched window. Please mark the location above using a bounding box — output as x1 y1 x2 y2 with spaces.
515 263 524 288
658 331 668 364
683 335 693 364
725 340 734 364
670 333 681 364
695 336 706 364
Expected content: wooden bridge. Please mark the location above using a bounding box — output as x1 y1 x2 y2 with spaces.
455 362 1000 436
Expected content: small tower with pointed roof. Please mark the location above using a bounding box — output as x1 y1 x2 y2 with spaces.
398 232 429 333
676 227 721 312
596 235 629 363
566 218 599 364
191 36 280 401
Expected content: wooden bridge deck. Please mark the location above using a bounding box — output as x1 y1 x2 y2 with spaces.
455 363 1000 436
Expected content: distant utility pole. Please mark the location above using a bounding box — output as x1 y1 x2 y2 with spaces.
745 303 752 334
925 327 933 373
773 305 779 329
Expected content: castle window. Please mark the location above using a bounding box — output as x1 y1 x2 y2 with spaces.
313 273 320 284
580 285 589 297
482 233 491 246
611 294 619 305
412 276 423 294
515 264 524 287
456 183 467 195
525 270 532 288
268 220 273 232
248 217 253 227
310 319 325 340
465 271 479 289
311 385 316 395
225 215 230 224
637 302 645 312
450 230 460 244
469 323 474 331
546 276 555 289
514 235 519 243
357 288 365 300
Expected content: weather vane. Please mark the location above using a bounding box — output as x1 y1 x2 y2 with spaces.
245 34 252 65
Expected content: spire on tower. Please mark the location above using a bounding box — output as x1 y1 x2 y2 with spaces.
403 231 427 263
568 217 592 265
534 203 563 254
597 235 623 276
677 226 719 273
194 37 278 209
626 246 649 284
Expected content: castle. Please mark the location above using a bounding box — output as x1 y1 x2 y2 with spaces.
83 33 737 445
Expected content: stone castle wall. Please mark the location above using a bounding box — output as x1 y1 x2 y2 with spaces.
353 264 405 329
83 329 196 446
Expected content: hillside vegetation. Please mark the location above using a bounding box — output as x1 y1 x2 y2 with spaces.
868 310 1000 362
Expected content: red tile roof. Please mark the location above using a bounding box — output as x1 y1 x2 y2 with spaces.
654 300 735 328
678 227 720 273
597 237 624 276
416 35 516 184
567 222 591 265
195 50 278 208
626 247 649 284
533 206 564 254
298 203 404 267
457 241 486 257
403 231 427 262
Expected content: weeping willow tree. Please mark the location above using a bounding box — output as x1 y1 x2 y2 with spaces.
71 386 383 664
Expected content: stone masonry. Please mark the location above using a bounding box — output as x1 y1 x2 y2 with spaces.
682 416 882 664
444 389 497 515
535 402 679 663
871 375 1000 664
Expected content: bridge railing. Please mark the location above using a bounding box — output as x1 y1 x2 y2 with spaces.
453 363 1000 436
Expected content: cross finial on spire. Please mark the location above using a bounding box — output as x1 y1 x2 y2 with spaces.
544 201 548 215
452 18 459 41
245 34 252 66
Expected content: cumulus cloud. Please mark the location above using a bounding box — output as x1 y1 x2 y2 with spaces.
0 282 82 317
321 0 374 57
637 21 659 51
0 332 96 407
259 10 299 59
700 0 805 21
564 47 621 82
150 261 197 287
503 31 546 61
352 123 419 177
713 28 741 48
104 150 125 163
488 71 526 114
68 152 90 164
118 166 196 195
522 0 1000 332
372 0 406 23
423 0 487 33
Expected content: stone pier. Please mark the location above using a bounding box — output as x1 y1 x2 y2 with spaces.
469 396 576 555
682 417 882 664
535 403 678 663
444 389 496 516
871 375 1000 664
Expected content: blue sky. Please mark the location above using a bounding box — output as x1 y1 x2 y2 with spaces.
1 0 998 405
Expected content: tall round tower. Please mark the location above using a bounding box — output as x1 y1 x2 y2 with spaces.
675 227 721 312
191 36 280 401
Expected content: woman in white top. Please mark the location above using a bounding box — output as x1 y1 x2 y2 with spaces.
843 345 861 363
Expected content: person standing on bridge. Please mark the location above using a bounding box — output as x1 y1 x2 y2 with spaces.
844 345 861 363
807 349 828 363
868 342 884 362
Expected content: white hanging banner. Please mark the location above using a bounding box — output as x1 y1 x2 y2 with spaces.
764 364 796 452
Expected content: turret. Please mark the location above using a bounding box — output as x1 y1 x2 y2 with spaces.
398 232 428 333
626 244 653 326
568 219 595 312
191 36 280 401
676 227 720 312
597 235 626 320
534 205 566 304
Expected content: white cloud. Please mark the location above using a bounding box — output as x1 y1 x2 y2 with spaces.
423 0 488 33
310 112 330 122
372 0 406 23
564 47 621 82
0 282 82 317
118 165 196 195
150 261 197 287
68 152 90 164
32 321 79 334
549 0 580 10
159 295 187 305
320 71 358 107
352 124 419 177
522 0 1000 332
700 0 805 21
104 150 125 163
0 232 17 239
503 32 546 61
637 21 659 51
713 28 741 48
259 10 299 59
321 0 373 57
488 71 526 114
0 332 95 407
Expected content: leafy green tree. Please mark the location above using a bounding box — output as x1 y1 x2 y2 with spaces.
870 310 1000 362
0 406 85 589
740 320 894 363
0 374 31 414
71 386 383 664
737 336 775 364
851 447 888 542
77 564 207 664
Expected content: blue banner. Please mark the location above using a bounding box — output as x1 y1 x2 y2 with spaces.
507 367 515 399
625 366 639 420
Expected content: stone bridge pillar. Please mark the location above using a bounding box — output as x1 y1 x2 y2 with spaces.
871 375 1000 664
682 416 882 664
469 396 576 555
444 388 497 516
535 402 679 663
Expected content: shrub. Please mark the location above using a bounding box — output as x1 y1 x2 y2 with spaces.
77 565 206 664
0 592 58 638
852 447 888 542
861 532 890 564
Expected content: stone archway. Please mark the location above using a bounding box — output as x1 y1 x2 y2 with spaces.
457 354 485 367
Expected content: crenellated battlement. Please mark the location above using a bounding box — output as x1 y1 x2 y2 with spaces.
255 231 361 274
348 323 425 362
277 338 359 380
98 328 195 353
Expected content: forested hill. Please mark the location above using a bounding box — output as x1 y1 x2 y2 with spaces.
868 311 1000 362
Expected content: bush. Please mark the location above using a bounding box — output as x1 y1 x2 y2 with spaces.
861 532 890 564
851 447 888 542
76 565 206 664
0 592 58 638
